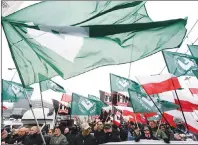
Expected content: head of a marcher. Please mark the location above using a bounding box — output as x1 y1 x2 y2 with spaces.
54 127 62 137
174 117 186 130
149 121 157 129
160 124 166 132
48 129 53 136
26 128 31 135
133 126 140 136
143 126 152 137
81 123 91 137
103 124 112 134
64 127 69 135
97 121 103 131
1 129 8 140
30 126 39 136
18 127 26 137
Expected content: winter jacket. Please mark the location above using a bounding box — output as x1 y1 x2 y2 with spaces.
74 134 96 145
94 130 105 144
28 133 43 145
100 132 121 144
50 134 68 145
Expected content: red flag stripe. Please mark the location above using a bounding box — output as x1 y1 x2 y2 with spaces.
189 88 198 94
174 99 198 112
2 106 8 110
137 75 181 95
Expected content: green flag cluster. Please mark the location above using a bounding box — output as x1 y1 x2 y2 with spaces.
71 93 102 115
2 1 187 87
2 79 33 102
163 51 198 77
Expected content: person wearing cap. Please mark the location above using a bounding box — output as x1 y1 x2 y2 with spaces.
74 123 96 145
50 127 68 145
100 124 121 143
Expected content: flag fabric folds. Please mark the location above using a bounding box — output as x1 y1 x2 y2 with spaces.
188 45 198 57
128 89 179 113
136 74 181 95
2 79 34 102
88 94 108 107
71 93 102 115
193 70 198 79
162 51 198 77
39 73 65 93
2 14 187 87
189 88 198 97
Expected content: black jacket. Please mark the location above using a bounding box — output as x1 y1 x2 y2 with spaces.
65 133 74 145
94 130 105 144
74 134 96 145
16 135 29 145
101 132 121 144
28 133 43 145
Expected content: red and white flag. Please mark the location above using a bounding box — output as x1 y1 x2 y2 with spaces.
174 89 198 112
137 74 181 95
2 105 8 111
61 93 72 102
163 110 198 134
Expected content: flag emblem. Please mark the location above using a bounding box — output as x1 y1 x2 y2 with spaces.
11 84 21 95
174 56 197 74
78 98 96 114
116 78 129 91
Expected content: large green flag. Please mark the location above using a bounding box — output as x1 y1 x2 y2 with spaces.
88 94 108 107
3 1 151 25
39 74 65 93
71 93 102 115
2 1 187 87
110 73 145 93
162 51 198 77
128 89 179 113
2 79 33 102
188 45 198 57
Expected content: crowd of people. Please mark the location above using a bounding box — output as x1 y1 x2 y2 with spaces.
1 116 198 145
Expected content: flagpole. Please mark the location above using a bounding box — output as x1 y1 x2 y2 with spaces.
109 74 115 123
39 82 47 126
162 52 189 132
24 90 46 145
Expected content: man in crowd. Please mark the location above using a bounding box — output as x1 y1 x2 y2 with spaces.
50 126 68 145
149 121 169 143
94 121 105 144
74 123 96 145
28 126 44 145
17 127 29 144
101 124 121 143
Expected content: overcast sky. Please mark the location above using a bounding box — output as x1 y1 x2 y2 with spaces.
2 1 198 105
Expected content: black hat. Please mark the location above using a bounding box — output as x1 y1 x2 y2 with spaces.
104 124 112 129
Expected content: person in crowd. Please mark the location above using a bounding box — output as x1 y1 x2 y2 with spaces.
16 127 29 144
64 127 73 145
174 133 185 141
9 128 19 144
119 124 128 141
149 121 169 142
28 126 44 145
160 124 174 140
48 129 54 136
99 109 108 123
1 128 11 144
134 125 158 142
50 126 68 145
94 121 105 144
173 117 197 141
101 124 121 143
112 124 120 137
128 125 141 141
74 123 96 145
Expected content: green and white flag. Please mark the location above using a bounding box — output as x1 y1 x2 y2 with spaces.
162 51 198 77
88 94 108 107
2 1 187 87
71 93 102 115
188 45 198 57
128 89 179 113
39 74 65 93
2 79 34 102
193 70 198 79
110 73 145 93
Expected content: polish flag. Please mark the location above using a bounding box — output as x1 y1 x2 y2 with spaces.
173 89 198 112
163 110 198 134
137 74 181 95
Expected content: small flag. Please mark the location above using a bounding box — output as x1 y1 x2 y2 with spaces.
2 79 33 102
